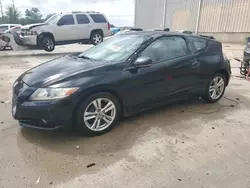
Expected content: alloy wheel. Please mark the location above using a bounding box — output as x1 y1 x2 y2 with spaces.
45 39 54 50
93 34 102 44
209 76 225 100
83 98 116 131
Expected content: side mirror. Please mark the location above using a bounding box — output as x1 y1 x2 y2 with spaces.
134 56 152 68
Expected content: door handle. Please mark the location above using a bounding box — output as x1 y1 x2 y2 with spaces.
191 61 200 68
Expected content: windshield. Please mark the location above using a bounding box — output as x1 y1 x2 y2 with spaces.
79 34 149 62
45 14 61 24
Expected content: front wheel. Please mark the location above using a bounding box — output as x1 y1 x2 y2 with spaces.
0 45 5 51
75 92 121 136
202 73 226 103
42 36 55 52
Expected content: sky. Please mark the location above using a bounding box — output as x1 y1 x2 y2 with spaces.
1 0 135 26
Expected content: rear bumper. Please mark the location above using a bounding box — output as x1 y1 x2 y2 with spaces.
104 30 112 37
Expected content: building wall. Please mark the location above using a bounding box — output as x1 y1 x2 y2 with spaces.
135 0 250 43
198 0 250 32
134 0 165 29
165 0 200 31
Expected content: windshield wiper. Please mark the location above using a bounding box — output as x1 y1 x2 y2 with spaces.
77 55 94 61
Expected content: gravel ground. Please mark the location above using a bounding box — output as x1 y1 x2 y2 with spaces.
1 44 250 188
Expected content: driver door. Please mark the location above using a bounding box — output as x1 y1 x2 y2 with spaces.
123 36 198 111
55 15 78 41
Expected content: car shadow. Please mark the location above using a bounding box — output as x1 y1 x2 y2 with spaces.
17 90 245 181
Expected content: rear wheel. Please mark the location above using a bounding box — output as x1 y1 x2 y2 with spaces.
41 36 55 52
90 31 103 45
75 92 120 136
202 73 226 103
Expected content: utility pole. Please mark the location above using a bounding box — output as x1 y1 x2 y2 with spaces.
195 0 203 34
0 0 4 23
162 0 167 29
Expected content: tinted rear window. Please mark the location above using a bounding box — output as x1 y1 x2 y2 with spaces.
76 14 90 24
90 14 107 23
206 40 222 54
189 37 207 52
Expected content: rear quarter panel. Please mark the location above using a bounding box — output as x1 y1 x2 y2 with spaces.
87 14 111 38
196 40 226 85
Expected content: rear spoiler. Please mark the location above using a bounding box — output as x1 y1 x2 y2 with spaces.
198 35 215 40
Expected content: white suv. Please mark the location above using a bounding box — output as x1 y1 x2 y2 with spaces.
20 11 111 51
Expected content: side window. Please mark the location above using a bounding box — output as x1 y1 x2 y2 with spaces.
57 15 75 26
90 14 107 23
140 36 189 62
189 37 207 52
76 14 90 24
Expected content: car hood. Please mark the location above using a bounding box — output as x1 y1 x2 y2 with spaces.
19 54 107 87
22 23 46 30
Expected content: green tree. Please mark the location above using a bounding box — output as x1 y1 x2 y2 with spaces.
23 7 43 24
45 13 55 21
0 16 8 24
5 5 20 24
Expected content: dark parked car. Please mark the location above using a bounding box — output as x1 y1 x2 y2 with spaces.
12 32 231 136
244 37 250 62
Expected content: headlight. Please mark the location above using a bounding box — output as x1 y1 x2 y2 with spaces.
29 88 79 101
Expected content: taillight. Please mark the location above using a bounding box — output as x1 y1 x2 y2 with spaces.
108 22 110 30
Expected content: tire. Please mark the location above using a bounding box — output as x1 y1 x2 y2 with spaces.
90 31 103 45
41 36 55 52
0 45 5 51
75 92 121 136
202 73 226 103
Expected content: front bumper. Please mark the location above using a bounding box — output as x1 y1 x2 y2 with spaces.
12 94 73 130
19 35 37 46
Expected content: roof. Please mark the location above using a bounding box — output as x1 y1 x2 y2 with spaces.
123 31 216 41
123 31 186 38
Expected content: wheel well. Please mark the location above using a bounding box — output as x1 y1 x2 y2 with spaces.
72 89 124 128
90 29 104 37
216 69 230 86
37 32 55 46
